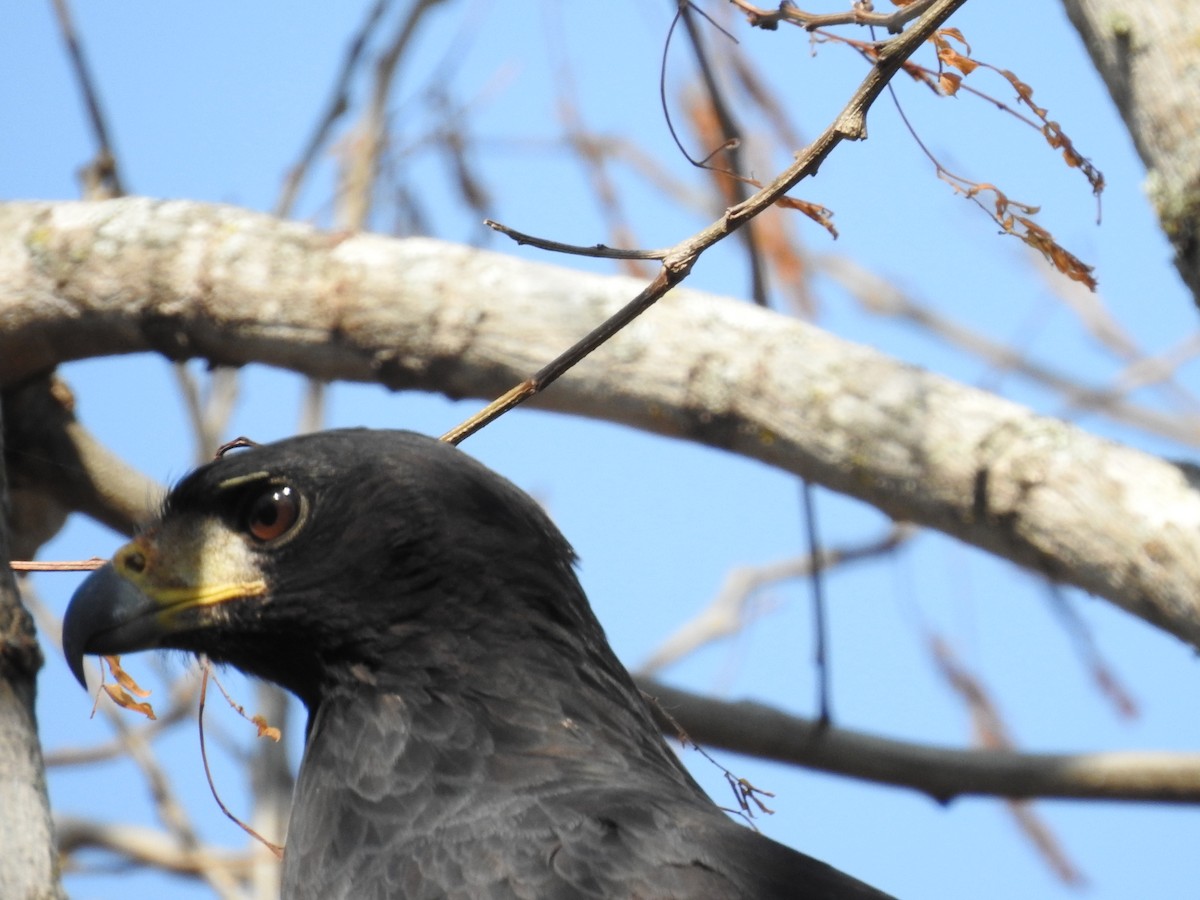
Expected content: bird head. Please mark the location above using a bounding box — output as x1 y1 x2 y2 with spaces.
62 429 589 708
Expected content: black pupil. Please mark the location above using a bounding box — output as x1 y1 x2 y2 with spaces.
247 486 295 538
256 493 283 526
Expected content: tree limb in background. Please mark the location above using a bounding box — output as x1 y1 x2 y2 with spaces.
4 199 1200 649
443 0 971 442
2 372 163 544
1062 0 1200 304
49 0 126 199
56 816 255 882
0 390 65 900
340 0 451 232
927 633 1083 883
638 524 914 674
638 678 1200 804
274 0 393 219
816 253 1200 441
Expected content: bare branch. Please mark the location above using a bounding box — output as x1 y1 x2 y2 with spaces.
4 198 1200 650
638 678 1200 804
10 559 104 573
639 524 914 674
275 0 392 219
675 3 770 306
174 364 241 463
483 220 670 260
927 632 1085 880
2 374 162 544
730 0 937 34
49 0 126 199
341 0 451 231
456 0 971 441
544 17 656 280
42 670 197 769
0 394 63 900
56 815 256 880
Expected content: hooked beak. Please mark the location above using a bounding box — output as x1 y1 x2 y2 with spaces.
62 563 166 688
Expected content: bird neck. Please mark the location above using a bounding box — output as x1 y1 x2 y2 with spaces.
281 596 710 895
317 625 671 763
300 616 705 806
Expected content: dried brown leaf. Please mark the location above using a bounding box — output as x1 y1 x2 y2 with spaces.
207 666 286 742
939 72 962 96
101 683 157 720
775 196 838 238
94 655 157 719
104 654 152 697
252 714 283 742
1013 215 1098 289
936 27 972 54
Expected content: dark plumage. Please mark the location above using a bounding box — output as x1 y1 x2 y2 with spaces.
63 428 894 899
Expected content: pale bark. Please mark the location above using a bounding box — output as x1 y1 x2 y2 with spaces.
3 198 1200 650
1062 0 1200 302
0 405 64 900
55 816 254 880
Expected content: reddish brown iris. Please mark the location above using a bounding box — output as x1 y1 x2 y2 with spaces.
244 486 300 542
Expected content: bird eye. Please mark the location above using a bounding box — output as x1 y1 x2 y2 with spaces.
243 485 301 542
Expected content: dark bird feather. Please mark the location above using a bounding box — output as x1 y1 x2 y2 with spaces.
63 428 895 899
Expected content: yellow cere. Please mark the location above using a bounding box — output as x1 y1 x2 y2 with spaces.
114 511 269 610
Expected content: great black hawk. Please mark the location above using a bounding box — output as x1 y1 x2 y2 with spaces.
63 428 894 899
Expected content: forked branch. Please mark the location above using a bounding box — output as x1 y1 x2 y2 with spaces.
440 0 971 444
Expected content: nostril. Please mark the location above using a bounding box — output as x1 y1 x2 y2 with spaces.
119 548 147 574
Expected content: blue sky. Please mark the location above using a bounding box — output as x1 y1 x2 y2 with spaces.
5 2 1200 898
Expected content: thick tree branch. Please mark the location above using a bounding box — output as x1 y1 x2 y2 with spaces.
1062 0 1200 304
817 253 1200 443
2 199 1200 650
3 372 162 550
639 679 1200 804
0 407 65 898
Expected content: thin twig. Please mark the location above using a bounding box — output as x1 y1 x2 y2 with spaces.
639 524 914 674
444 0 971 444
543 6 654 279
198 663 285 861
730 0 937 33
482 220 670 259
928 633 1085 883
44 677 196 768
341 0 450 230
817 253 1200 443
1044 585 1138 720
10 558 104 572
646 689 777 829
275 0 393 218
677 1 769 306
174 364 241 463
799 481 832 724
50 0 126 198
